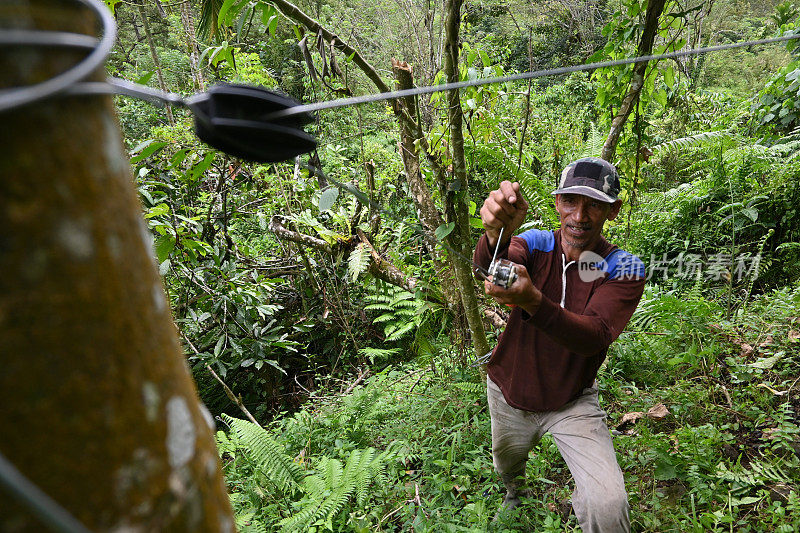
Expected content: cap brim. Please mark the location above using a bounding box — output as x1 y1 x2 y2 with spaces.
551 185 616 203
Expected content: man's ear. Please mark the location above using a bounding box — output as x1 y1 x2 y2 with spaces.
606 199 623 221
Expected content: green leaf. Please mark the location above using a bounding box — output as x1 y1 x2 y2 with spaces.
103 0 120 15
268 14 279 37
435 222 455 240
218 0 238 26
653 88 668 107
466 49 477 66
130 141 168 164
741 207 758 222
749 351 784 369
664 66 675 89
189 152 215 180
213 336 226 357
136 71 154 85
318 187 339 212
145 203 170 219
169 149 189 169
730 495 762 506
260 3 275 26
154 235 175 263
654 459 676 480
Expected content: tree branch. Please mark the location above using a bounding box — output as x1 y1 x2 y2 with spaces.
268 0 390 93
600 0 667 162
356 228 418 293
268 216 333 254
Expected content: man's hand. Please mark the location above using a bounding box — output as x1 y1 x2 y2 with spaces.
485 263 541 316
480 181 529 247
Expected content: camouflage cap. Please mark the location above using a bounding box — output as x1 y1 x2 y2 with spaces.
551 157 620 203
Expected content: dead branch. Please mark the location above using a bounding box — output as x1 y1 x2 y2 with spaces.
342 368 370 395
268 216 333 254
484 307 508 330
356 228 418 293
183 335 263 428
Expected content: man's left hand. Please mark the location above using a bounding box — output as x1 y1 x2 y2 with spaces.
484 263 542 315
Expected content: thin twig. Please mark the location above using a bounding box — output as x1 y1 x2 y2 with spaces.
342 368 370 395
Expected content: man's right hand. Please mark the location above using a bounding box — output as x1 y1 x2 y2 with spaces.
480 181 529 247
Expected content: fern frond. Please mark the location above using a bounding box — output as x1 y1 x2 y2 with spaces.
385 321 416 341
653 130 731 153
750 458 793 484
348 243 370 282
452 381 484 395
372 313 396 324
358 347 400 364
364 303 393 311
576 121 606 159
215 429 236 455
223 415 304 493
279 448 390 532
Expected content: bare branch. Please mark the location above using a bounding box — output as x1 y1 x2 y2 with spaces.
268 216 333 254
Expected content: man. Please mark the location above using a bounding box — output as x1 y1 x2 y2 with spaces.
474 157 645 532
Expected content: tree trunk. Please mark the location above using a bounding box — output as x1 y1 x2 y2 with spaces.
442 0 490 357
138 1 175 125
600 0 667 162
0 3 233 530
180 0 206 90
686 0 715 89
391 59 460 310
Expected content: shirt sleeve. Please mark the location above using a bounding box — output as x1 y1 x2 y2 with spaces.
525 275 645 357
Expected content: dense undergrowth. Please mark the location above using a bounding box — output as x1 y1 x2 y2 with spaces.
217 283 800 532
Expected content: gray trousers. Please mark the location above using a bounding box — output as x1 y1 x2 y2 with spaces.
487 376 630 533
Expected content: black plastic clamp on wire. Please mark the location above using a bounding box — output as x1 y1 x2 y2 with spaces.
0 0 317 163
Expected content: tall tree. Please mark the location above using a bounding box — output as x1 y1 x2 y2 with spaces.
180 0 207 90
0 3 233 530
441 0 490 357
601 0 667 162
136 0 175 125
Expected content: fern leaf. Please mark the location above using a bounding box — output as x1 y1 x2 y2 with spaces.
452 381 484 395
364 303 393 311
348 243 370 282
385 321 416 341
223 415 304 493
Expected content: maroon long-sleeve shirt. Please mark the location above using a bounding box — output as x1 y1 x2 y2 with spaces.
474 229 645 411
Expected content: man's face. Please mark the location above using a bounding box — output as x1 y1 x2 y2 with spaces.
554 193 622 256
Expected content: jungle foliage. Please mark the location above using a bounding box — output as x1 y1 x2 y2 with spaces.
107 0 800 530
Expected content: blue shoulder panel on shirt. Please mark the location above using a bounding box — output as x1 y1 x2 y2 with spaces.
605 249 646 280
518 229 555 254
